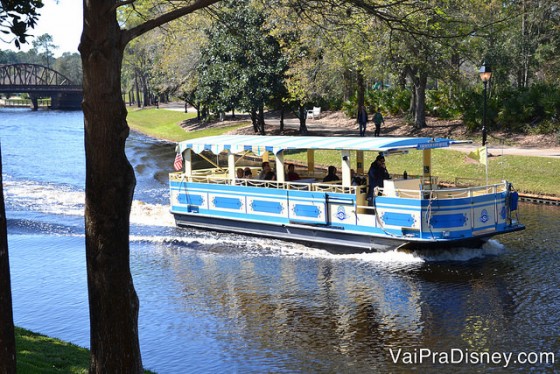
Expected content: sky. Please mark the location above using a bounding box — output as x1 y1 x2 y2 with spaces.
1 0 83 57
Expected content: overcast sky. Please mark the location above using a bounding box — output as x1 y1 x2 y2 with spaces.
1 0 82 57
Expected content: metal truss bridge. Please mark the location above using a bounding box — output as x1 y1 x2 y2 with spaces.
0 63 82 109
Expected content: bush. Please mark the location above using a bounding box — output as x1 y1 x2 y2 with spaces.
456 89 483 132
497 84 560 133
363 87 411 115
426 88 462 119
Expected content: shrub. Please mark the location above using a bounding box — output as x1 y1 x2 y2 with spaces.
426 88 462 119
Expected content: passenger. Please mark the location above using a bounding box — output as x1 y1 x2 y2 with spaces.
257 161 272 180
286 163 300 181
264 171 276 181
243 167 253 178
351 169 365 186
323 165 340 182
236 168 244 179
368 154 390 199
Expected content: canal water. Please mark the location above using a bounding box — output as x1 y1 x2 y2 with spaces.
1 108 559 373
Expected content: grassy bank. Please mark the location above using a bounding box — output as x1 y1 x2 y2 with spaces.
16 327 89 373
127 107 247 142
15 327 155 373
127 106 559 197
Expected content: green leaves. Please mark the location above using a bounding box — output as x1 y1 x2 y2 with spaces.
0 0 43 48
196 0 286 114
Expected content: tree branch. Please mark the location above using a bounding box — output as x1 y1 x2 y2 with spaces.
121 0 222 46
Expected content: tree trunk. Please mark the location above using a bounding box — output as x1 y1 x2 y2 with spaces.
141 73 149 107
251 108 258 132
413 72 428 129
135 71 141 108
357 69 365 107
80 2 142 372
258 105 265 135
0 145 16 374
298 105 308 135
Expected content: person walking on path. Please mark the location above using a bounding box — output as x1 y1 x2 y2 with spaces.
357 105 368 137
372 109 384 137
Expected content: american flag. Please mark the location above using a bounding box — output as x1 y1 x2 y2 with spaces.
173 152 183 171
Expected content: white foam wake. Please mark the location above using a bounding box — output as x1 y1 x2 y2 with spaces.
4 178 174 228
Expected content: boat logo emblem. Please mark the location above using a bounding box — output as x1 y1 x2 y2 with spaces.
336 206 348 221
480 209 489 223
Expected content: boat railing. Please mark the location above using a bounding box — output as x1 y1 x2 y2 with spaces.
170 172 360 194
314 182 358 194
383 182 507 200
171 171 507 200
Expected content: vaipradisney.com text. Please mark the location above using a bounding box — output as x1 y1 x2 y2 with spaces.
389 348 555 368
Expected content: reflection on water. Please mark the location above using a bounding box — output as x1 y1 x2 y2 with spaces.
10 204 560 373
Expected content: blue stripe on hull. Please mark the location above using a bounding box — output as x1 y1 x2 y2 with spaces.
170 180 522 249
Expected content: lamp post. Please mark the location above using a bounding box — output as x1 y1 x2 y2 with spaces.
479 61 492 146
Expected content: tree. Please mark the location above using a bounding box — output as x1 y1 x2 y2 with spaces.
32 33 58 68
53 52 83 84
79 0 221 371
197 0 286 133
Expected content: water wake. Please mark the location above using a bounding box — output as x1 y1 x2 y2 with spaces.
4 178 175 228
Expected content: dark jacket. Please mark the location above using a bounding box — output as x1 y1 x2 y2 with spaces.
368 162 390 197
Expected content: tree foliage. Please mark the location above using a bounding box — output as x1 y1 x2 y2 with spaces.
31 33 57 68
0 0 43 48
196 0 286 133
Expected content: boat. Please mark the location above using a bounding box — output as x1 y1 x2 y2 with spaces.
169 135 525 252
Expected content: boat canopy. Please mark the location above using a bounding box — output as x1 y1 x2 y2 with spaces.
177 135 469 156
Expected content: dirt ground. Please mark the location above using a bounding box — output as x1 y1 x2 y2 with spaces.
180 109 559 148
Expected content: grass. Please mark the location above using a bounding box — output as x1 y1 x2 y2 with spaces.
126 107 196 141
126 107 247 142
16 327 89 373
15 327 156 373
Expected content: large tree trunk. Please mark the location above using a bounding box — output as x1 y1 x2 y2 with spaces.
413 72 428 129
407 66 427 129
80 2 142 372
0 145 16 374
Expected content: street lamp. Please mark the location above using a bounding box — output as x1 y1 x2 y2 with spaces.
479 61 492 146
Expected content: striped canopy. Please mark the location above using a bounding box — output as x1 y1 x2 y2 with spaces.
177 135 467 156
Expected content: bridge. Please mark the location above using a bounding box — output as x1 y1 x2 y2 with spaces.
0 63 83 110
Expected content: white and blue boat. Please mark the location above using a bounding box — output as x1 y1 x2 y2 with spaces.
169 135 524 252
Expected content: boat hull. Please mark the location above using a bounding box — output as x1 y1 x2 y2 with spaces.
172 212 525 254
